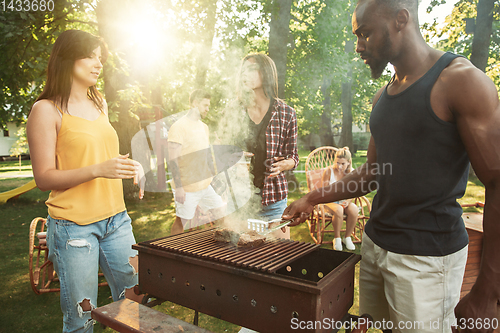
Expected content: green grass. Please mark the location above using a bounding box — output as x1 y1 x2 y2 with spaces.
0 159 33 173
0 153 486 333
1 176 63 333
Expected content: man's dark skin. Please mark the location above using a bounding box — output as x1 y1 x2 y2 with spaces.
282 0 500 332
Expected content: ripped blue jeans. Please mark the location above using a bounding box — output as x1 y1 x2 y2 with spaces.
47 210 138 333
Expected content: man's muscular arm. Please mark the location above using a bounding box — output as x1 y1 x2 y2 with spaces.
446 58 500 333
282 136 378 226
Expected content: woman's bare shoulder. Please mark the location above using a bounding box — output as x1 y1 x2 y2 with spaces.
28 100 61 127
30 99 62 117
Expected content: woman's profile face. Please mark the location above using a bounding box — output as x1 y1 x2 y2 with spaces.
241 58 262 90
72 46 103 87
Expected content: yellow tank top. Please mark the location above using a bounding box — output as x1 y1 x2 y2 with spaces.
46 112 126 225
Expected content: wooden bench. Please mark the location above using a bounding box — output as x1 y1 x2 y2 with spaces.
91 299 212 333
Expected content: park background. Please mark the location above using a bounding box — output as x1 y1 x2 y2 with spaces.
2 0 499 169
0 0 497 331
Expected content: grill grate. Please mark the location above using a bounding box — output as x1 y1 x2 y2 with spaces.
141 228 320 273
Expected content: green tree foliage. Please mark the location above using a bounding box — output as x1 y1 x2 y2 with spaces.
1 0 390 154
212 0 388 149
0 0 97 127
9 125 28 170
286 0 388 146
269 0 293 99
423 0 500 89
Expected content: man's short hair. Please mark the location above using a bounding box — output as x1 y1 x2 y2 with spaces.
189 89 211 105
375 0 418 21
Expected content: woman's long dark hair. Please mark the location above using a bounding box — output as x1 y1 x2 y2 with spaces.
237 53 279 102
238 53 285 157
34 30 109 113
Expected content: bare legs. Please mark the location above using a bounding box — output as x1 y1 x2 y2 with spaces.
344 203 357 238
325 202 357 238
171 216 184 235
125 255 144 303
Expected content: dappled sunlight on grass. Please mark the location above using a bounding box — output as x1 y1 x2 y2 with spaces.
0 160 33 172
5 270 31 291
134 209 173 224
1 178 29 189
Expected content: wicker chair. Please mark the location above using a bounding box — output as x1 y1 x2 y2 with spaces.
304 146 371 245
29 217 108 294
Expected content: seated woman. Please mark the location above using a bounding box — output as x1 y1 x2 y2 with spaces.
321 147 358 251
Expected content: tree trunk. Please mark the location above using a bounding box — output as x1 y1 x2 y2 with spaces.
268 0 292 99
96 0 141 198
468 0 494 177
339 76 353 152
194 0 218 89
470 0 495 71
320 77 334 147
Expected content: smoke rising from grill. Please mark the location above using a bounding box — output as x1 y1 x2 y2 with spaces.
130 102 264 233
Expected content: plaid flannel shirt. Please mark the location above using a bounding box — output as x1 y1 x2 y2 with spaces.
261 99 299 206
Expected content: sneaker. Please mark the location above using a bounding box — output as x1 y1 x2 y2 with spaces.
333 238 343 251
343 236 355 251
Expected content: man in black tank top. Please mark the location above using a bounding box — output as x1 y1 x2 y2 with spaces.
283 0 500 332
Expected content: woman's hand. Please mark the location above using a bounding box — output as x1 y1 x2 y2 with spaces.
267 157 295 178
341 199 353 209
95 154 137 180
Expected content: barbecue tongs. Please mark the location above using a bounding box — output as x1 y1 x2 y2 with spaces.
259 218 293 235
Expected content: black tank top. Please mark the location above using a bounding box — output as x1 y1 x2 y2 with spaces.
246 100 274 189
366 52 469 256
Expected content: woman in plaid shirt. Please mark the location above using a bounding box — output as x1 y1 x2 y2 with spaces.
237 53 299 239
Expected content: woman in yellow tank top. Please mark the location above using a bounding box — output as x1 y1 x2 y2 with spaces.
26 30 144 333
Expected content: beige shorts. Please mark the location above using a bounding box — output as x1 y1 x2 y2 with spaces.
174 185 224 220
359 232 468 333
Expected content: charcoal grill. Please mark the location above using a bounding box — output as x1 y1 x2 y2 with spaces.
133 228 361 333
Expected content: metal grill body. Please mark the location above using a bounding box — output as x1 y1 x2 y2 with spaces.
133 228 361 333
